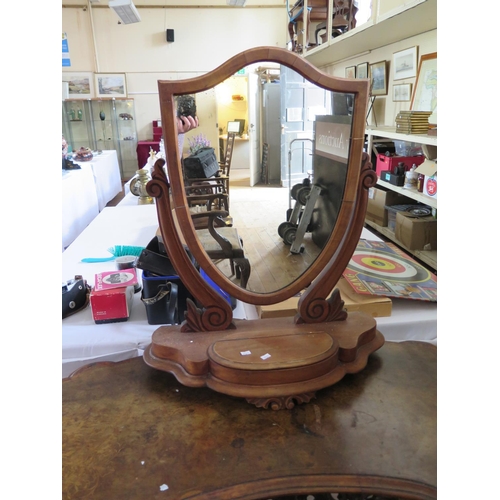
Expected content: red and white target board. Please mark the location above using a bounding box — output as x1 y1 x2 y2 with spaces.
342 240 436 301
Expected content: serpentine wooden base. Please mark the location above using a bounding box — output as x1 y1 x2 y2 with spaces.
143 312 384 409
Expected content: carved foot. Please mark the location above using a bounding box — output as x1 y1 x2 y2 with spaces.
246 392 316 410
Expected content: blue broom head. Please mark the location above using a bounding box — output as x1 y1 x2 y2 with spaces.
108 245 145 257
80 245 145 263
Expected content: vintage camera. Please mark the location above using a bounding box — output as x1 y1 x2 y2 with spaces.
176 95 197 118
62 275 90 319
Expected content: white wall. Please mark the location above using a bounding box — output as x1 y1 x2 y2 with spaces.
62 2 289 144
62 1 436 156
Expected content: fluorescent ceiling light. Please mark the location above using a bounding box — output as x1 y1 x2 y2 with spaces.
227 0 247 6
109 0 141 24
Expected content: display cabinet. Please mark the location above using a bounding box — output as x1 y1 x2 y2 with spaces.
112 98 138 180
62 98 138 180
62 99 95 152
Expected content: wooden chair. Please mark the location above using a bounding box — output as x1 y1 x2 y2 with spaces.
288 0 329 52
183 132 236 209
191 210 250 289
314 0 357 45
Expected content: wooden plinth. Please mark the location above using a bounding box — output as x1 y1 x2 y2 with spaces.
143 312 384 409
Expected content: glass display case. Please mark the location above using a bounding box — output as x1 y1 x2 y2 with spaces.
113 99 138 180
62 99 95 153
62 98 138 180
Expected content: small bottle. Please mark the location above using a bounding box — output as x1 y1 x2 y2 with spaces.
417 173 425 192
77 108 82 120
69 108 75 121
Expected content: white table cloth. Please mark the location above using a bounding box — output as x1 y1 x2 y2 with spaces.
73 150 122 211
62 205 437 378
62 150 123 249
62 165 99 250
62 205 258 378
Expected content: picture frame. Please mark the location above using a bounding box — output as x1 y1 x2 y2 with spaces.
392 46 418 81
369 61 388 96
345 66 356 79
410 52 437 123
356 62 368 79
393 83 412 102
62 72 94 99
95 73 127 98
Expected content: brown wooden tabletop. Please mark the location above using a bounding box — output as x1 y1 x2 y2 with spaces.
62 341 436 500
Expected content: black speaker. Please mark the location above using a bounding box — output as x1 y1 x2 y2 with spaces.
166 29 174 42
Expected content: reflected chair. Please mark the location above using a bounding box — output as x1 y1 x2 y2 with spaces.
215 131 236 201
185 189 231 229
191 211 251 289
183 132 236 209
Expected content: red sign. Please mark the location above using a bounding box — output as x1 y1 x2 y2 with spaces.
426 177 437 196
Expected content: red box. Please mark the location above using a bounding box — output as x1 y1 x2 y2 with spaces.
90 286 134 324
375 154 425 176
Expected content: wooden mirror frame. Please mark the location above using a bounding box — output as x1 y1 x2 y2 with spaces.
144 47 384 409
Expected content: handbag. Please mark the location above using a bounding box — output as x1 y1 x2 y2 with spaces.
183 147 219 179
137 236 196 325
141 275 180 325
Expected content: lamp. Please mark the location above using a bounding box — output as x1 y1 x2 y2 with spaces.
226 0 247 6
109 0 141 24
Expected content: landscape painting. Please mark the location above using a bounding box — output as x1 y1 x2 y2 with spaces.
95 74 127 98
62 72 94 99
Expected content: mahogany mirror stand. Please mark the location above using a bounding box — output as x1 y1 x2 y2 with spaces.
143 47 384 410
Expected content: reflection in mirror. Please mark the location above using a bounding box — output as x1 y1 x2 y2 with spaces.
179 63 355 295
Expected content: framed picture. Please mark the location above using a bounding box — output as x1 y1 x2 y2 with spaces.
411 52 437 122
95 73 127 98
62 72 94 99
356 62 368 79
345 66 356 79
369 61 388 96
393 83 412 102
392 46 418 81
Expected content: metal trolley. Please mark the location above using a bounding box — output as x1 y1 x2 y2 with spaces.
277 138 323 255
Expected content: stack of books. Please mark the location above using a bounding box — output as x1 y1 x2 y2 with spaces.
395 111 432 134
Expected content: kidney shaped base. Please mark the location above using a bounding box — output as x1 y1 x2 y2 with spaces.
143 312 384 409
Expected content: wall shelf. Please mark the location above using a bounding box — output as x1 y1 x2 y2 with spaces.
366 126 437 147
303 0 437 68
376 179 437 209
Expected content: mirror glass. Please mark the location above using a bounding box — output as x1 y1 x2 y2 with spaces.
177 63 355 295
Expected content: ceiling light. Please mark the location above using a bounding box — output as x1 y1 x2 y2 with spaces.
109 0 141 24
226 0 247 6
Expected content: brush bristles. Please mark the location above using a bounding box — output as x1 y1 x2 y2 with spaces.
108 245 145 257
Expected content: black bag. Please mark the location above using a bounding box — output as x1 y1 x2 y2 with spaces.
183 147 219 179
137 236 195 325
141 272 186 325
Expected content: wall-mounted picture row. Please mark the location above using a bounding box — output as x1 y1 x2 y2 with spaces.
62 73 127 99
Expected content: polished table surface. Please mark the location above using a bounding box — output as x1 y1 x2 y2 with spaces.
62 341 436 500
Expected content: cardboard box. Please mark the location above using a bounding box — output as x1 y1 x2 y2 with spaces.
260 278 392 319
415 160 437 199
90 286 135 324
395 212 437 250
366 187 414 227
